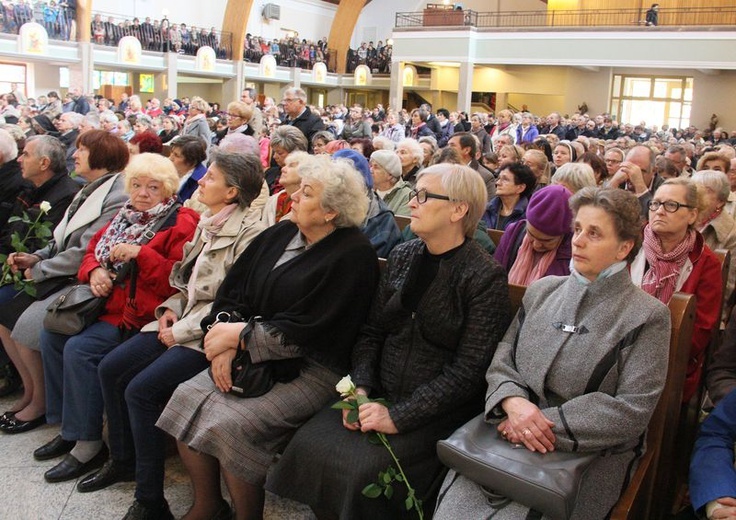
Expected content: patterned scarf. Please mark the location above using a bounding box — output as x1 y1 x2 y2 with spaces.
641 223 696 304
95 196 178 270
508 232 558 286
199 203 237 243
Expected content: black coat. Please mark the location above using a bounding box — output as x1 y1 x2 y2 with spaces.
0 172 80 255
286 106 325 149
0 159 24 228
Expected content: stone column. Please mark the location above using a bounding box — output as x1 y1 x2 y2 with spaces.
457 61 474 114
388 60 404 112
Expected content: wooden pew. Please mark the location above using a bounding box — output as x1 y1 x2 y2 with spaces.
611 293 696 520
487 229 503 247
393 215 411 232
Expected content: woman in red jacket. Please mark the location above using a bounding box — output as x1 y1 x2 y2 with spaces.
36 153 199 484
630 177 722 403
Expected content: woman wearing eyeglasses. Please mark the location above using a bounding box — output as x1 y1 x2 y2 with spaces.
630 178 722 403
267 164 511 519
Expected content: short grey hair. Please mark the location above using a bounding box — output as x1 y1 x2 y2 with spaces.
298 154 368 228
135 114 153 128
270 125 308 153
416 164 488 238
62 112 84 129
0 128 18 161
209 148 264 208
551 162 596 193
284 87 307 103
372 135 395 151
692 170 730 204
396 138 423 167
26 135 66 174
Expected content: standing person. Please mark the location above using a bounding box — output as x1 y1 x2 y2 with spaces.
267 164 511 520
181 97 212 148
156 157 378 520
240 88 263 135
69 87 90 115
646 3 660 26
281 87 324 149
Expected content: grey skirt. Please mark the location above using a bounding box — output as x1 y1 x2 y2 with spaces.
156 357 341 487
11 288 67 350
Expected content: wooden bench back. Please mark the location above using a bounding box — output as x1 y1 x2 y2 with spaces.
393 215 411 232
487 229 503 247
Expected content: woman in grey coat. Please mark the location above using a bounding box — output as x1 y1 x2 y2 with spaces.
435 187 671 520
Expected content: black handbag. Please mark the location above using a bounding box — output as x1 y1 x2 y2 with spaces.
205 311 301 398
43 284 108 335
437 413 599 520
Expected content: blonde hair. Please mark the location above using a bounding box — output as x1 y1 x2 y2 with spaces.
298 155 368 228
416 163 487 238
226 101 253 122
189 96 211 114
124 153 180 198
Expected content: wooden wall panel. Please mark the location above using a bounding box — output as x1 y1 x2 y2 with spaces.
222 0 254 64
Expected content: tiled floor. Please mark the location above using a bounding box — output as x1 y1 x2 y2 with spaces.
0 393 316 520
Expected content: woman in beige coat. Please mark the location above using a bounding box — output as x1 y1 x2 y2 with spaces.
78 150 266 519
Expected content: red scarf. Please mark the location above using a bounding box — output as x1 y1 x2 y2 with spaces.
641 224 696 303
275 191 293 222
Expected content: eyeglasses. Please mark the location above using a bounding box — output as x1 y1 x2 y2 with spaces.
410 188 452 204
282 98 298 103
648 200 694 213
604 158 622 164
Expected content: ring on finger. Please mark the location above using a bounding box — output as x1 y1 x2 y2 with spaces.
501 430 508 438
522 428 532 436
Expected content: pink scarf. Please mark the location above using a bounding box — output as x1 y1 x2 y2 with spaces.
641 224 696 303
508 233 558 286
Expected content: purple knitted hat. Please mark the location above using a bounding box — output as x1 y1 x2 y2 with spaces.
525 185 573 236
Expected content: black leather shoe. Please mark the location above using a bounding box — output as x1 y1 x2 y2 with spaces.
77 458 135 492
44 446 108 483
122 499 174 520
34 435 76 461
0 409 19 426
0 413 45 434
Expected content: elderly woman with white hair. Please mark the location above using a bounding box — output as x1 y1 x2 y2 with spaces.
551 162 597 194
37 153 199 483
692 170 736 305
370 149 412 217
156 154 379 520
396 138 424 186
267 163 511 520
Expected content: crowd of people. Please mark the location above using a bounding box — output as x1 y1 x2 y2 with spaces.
1 83 736 520
0 0 75 39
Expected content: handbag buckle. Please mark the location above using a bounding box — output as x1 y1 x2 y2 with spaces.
207 311 231 330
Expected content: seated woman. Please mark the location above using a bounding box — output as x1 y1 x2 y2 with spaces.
155 155 379 520
267 163 511 519
214 101 254 145
168 135 207 202
396 138 424 186
0 130 129 434
482 163 536 231
334 149 401 258
630 178 722 403
264 125 308 192
494 185 573 285
37 153 199 483
370 149 412 217
261 151 309 227
691 170 736 308
435 187 671 520
551 162 597 194
77 152 266 519
522 149 550 192
552 140 577 170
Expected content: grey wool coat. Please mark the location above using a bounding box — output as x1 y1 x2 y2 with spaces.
435 268 671 520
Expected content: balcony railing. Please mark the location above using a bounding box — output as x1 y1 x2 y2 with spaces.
395 7 736 29
0 3 74 40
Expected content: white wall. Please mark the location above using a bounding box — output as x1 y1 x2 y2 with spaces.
246 0 335 43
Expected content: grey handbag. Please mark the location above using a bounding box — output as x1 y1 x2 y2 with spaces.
43 284 107 335
437 413 599 520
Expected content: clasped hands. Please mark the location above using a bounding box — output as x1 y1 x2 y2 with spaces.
498 396 556 454
203 321 246 393
342 387 398 435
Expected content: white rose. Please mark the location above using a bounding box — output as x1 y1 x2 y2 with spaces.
335 375 355 396
39 201 52 214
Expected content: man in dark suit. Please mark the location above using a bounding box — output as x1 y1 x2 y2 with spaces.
282 87 324 150
448 132 496 202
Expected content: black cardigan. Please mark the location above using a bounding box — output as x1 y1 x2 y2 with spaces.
205 220 379 375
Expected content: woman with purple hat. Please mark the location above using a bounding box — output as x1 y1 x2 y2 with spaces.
494 185 573 285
